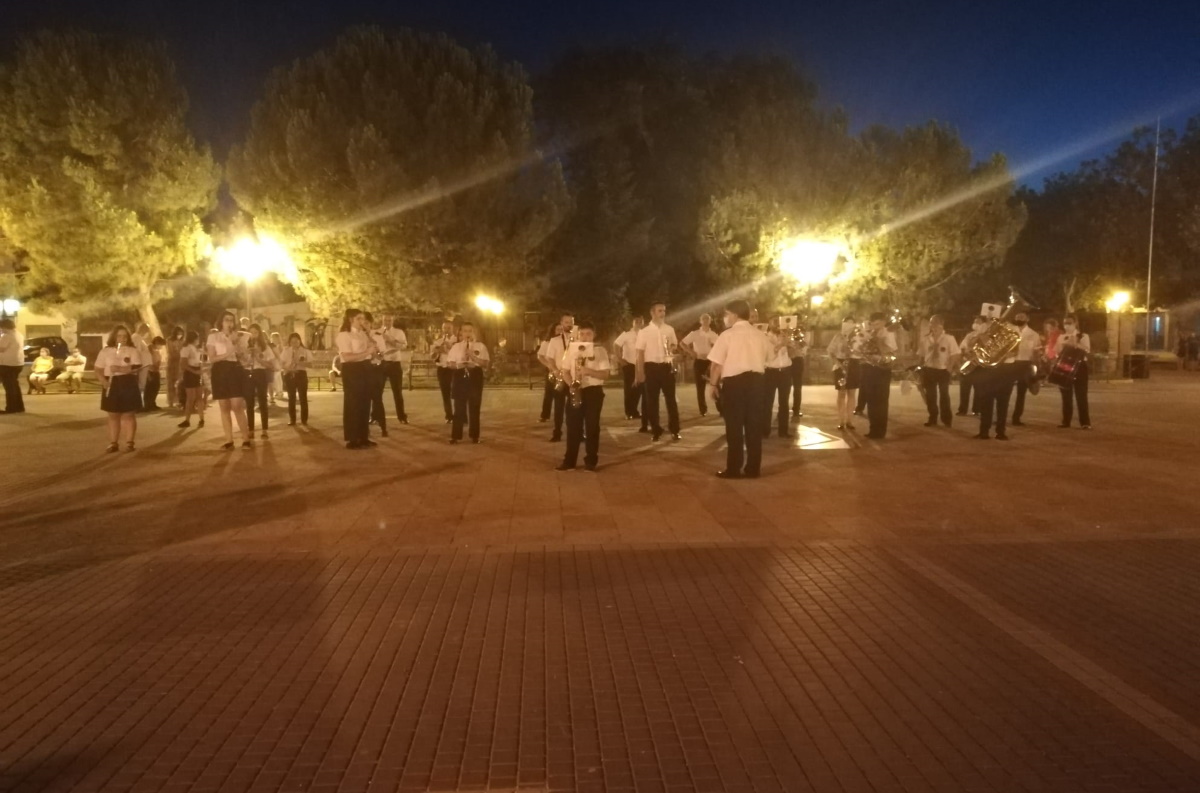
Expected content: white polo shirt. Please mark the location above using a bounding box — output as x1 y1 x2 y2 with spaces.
447 341 490 367
335 329 373 357
682 327 719 360
635 322 678 364
1016 325 1040 361
613 329 640 365
545 332 571 370
707 321 771 378
433 334 457 367
918 331 960 370
375 328 408 362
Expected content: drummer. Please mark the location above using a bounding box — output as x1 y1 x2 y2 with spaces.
1056 316 1091 429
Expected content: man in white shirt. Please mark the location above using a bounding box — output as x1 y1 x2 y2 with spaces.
543 312 575 442
447 321 490 443
1058 315 1092 429
376 314 409 424
917 315 960 428
431 320 457 423
787 322 808 419
1009 312 1041 426
957 315 986 416
62 348 87 394
556 321 610 471
0 319 24 414
762 324 793 438
536 331 554 423
860 311 898 440
612 316 646 428
706 299 772 479
634 301 681 441
681 313 719 417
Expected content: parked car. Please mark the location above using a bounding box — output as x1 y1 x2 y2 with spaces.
23 336 70 363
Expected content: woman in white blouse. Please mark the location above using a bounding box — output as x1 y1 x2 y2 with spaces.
177 330 206 429
335 308 377 449
94 325 144 452
242 323 277 439
279 332 311 426
826 317 863 431
206 312 252 450
1058 315 1092 429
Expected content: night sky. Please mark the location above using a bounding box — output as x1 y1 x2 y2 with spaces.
3 0 1199 184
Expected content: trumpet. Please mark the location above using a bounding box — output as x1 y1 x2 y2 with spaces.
662 333 678 375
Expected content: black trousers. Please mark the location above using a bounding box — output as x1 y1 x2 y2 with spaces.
142 371 161 410
436 366 454 420
563 386 604 467
643 362 680 435
621 363 646 427
762 368 792 437
789 357 805 414
551 381 567 438
0 365 24 413
861 365 891 437
452 368 484 440
380 360 407 420
284 370 309 424
243 368 270 431
958 371 980 414
1060 362 1090 426
720 372 765 475
855 385 868 413
693 359 711 415
1011 362 1035 421
368 365 388 430
342 361 372 443
978 363 1020 436
541 373 555 420
920 368 953 425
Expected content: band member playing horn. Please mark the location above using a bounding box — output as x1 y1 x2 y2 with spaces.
362 312 389 438
448 322 490 444
613 316 647 428
975 349 1021 441
681 313 719 416
431 320 457 423
860 312 897 440
918 315 959 428
1009 312 1041 426
1057 315 1091 429
377 314 409 424
706 299 772 479
557 322 610 471
957 316 987 416
827 316 863 431
786 319 808 419
543 312 576 442
762 322 793 438
634 301 681 441
537 323 558 423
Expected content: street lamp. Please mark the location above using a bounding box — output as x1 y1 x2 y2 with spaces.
213 235 293 321
1 298 19 317
1106 290 1131 376
778 240 842 287
474 295 505 316
1104 291 1130 312
810 294 826 308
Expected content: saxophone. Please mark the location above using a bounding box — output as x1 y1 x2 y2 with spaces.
835 327 863 387
568 345 585 408
861 328 896 368
662 331 678 375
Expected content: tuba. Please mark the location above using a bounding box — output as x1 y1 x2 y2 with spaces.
959 287 1037 376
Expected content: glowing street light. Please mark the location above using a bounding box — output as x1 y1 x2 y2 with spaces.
1 298 20 316
778 239 842 287
474 295 505 315
212 235 295 320
810 294 826 307
1105 290 1131 312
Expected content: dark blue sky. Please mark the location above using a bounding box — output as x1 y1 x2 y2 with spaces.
4 0 1199 185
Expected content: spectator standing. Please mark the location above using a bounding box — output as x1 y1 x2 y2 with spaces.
0 319 26 413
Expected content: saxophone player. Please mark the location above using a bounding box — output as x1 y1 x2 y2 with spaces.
634 301 681 441
918 315 959 428
543 312 575 442
432 320 458 424
827 317 862 431
447 322 489 444
860 312 897 440
556 322 610 471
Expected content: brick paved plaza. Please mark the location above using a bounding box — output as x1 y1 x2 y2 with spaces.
2 375 1200 792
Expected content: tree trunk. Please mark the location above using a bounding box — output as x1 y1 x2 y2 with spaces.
1063 276 1077 315
135 285 163 339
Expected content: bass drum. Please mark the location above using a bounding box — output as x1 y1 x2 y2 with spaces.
1047 346 1086 387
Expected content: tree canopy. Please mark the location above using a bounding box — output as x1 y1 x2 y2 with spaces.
0 30 219 335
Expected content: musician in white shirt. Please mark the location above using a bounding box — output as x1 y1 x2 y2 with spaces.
917 315 960 428
762 324 794 439
1058 315 1092 429
612 316 646 427
536 324 557 423
556 321 610 471
362 312 390 438
860 312 898 440
431 320 458 423
376 314 409 424
207 312 252 450
335 309 377 449
177 331 206 429
634 301 681 441
279 332 312 426
242 324 278 439
447 321 490 444
0 318 25 414
95 325 145 452
957 316 987 416
787 320 809 419
827 317 863 431
681 314 719 416
706 299 772 478
543 312 575 442
1010 312 1041 426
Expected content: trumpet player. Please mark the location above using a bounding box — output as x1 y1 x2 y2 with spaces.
613 316 647 428
634 301 681 441
543 312 576 442
377 314 409 425
918 315 959 427
363 312 389 439
681 313 719 417
557 322 611 471
537 322 558 423
827 316 862 431
762 322 794 438
860 312 897 440
448 322 490 444
432 320 458 423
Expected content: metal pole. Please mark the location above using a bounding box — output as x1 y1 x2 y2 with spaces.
1145 118 1160 350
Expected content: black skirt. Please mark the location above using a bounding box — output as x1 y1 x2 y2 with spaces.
835 359 862 391
210 360 245 400
101 374 142 413
182 370 201 389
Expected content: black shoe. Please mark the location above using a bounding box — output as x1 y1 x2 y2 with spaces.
864 433 885 439
222 442 235 451
445 417 453 424
584 463 597 472
971 411 980 416
242 441 253 449
177 420 190 429
287 420 295 426
1059 423 1071 428
793 412 803 418
671 433 681 441
700 411 707 417
260 431 268 439
106 442 119 453
924 420 937 427
743 470 761 479
1081 425 1092 430
346 441 360 449
450 439 460 444
996 433 1009 440
853 409 864 417
974 433 990 440
363 439 378 447
716 469 741 479
652 432 663 442
539 416 549 423
471 438 481 444
638 426 651 433
400 416 408 424
198 419 205 428
956 410 967 416
1011 419 1025 426
549 434 561 442
556 463 576 471
630 413 642 420
942 421 952 428
381 428 389 438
